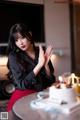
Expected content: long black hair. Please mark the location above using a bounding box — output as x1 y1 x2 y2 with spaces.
7 23 35 54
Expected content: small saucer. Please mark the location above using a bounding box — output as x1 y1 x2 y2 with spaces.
30 98 46 109
37 91 49 99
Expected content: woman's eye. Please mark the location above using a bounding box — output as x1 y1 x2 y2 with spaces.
21 36 25 39
15 39 18 42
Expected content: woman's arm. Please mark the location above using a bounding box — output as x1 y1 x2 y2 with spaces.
8 53 38 89
34 45 54 77
8 47 45 90
33 45 45 76
44 45 53 76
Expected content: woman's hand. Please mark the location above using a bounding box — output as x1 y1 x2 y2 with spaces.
38 45 45 67
33 45 53 76
44 45 53 76
45 45 53 65
33 45 45 76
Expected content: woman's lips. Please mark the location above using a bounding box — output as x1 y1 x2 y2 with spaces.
21 45 25 48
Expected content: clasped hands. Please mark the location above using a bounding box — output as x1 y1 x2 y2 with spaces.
38 45 53 68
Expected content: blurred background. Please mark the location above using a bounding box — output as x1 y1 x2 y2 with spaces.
0 0 80 100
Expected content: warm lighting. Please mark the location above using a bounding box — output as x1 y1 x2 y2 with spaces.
0 56 8 80
52 50 64 57
50 53 63 66
0 56 8 66
68 73 80 85
58 76 63 82
50 54 58 62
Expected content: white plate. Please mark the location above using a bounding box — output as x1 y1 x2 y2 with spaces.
30 97 80 114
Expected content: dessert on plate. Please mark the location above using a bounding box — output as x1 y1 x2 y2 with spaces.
49 75 77 104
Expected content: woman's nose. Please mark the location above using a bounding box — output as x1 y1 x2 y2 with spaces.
19 39 23 45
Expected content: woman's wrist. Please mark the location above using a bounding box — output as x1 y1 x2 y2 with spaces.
45 64 50 76
33 64 42 76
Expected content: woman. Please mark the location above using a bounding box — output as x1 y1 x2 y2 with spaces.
7 23 56 111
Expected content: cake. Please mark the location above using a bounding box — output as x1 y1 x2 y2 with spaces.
49 85 76 104
49 73 79 104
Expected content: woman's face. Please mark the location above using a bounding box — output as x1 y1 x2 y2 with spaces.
15 33 31 51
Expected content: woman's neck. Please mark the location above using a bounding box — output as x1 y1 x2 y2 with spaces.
25 45 35 59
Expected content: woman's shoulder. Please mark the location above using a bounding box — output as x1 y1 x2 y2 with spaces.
8 51 17 60
9 51 15 56
8 51 25 63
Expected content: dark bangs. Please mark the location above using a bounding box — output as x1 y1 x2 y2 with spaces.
12 26 33 43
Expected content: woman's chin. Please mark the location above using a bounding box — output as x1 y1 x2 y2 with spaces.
20 47 27 51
